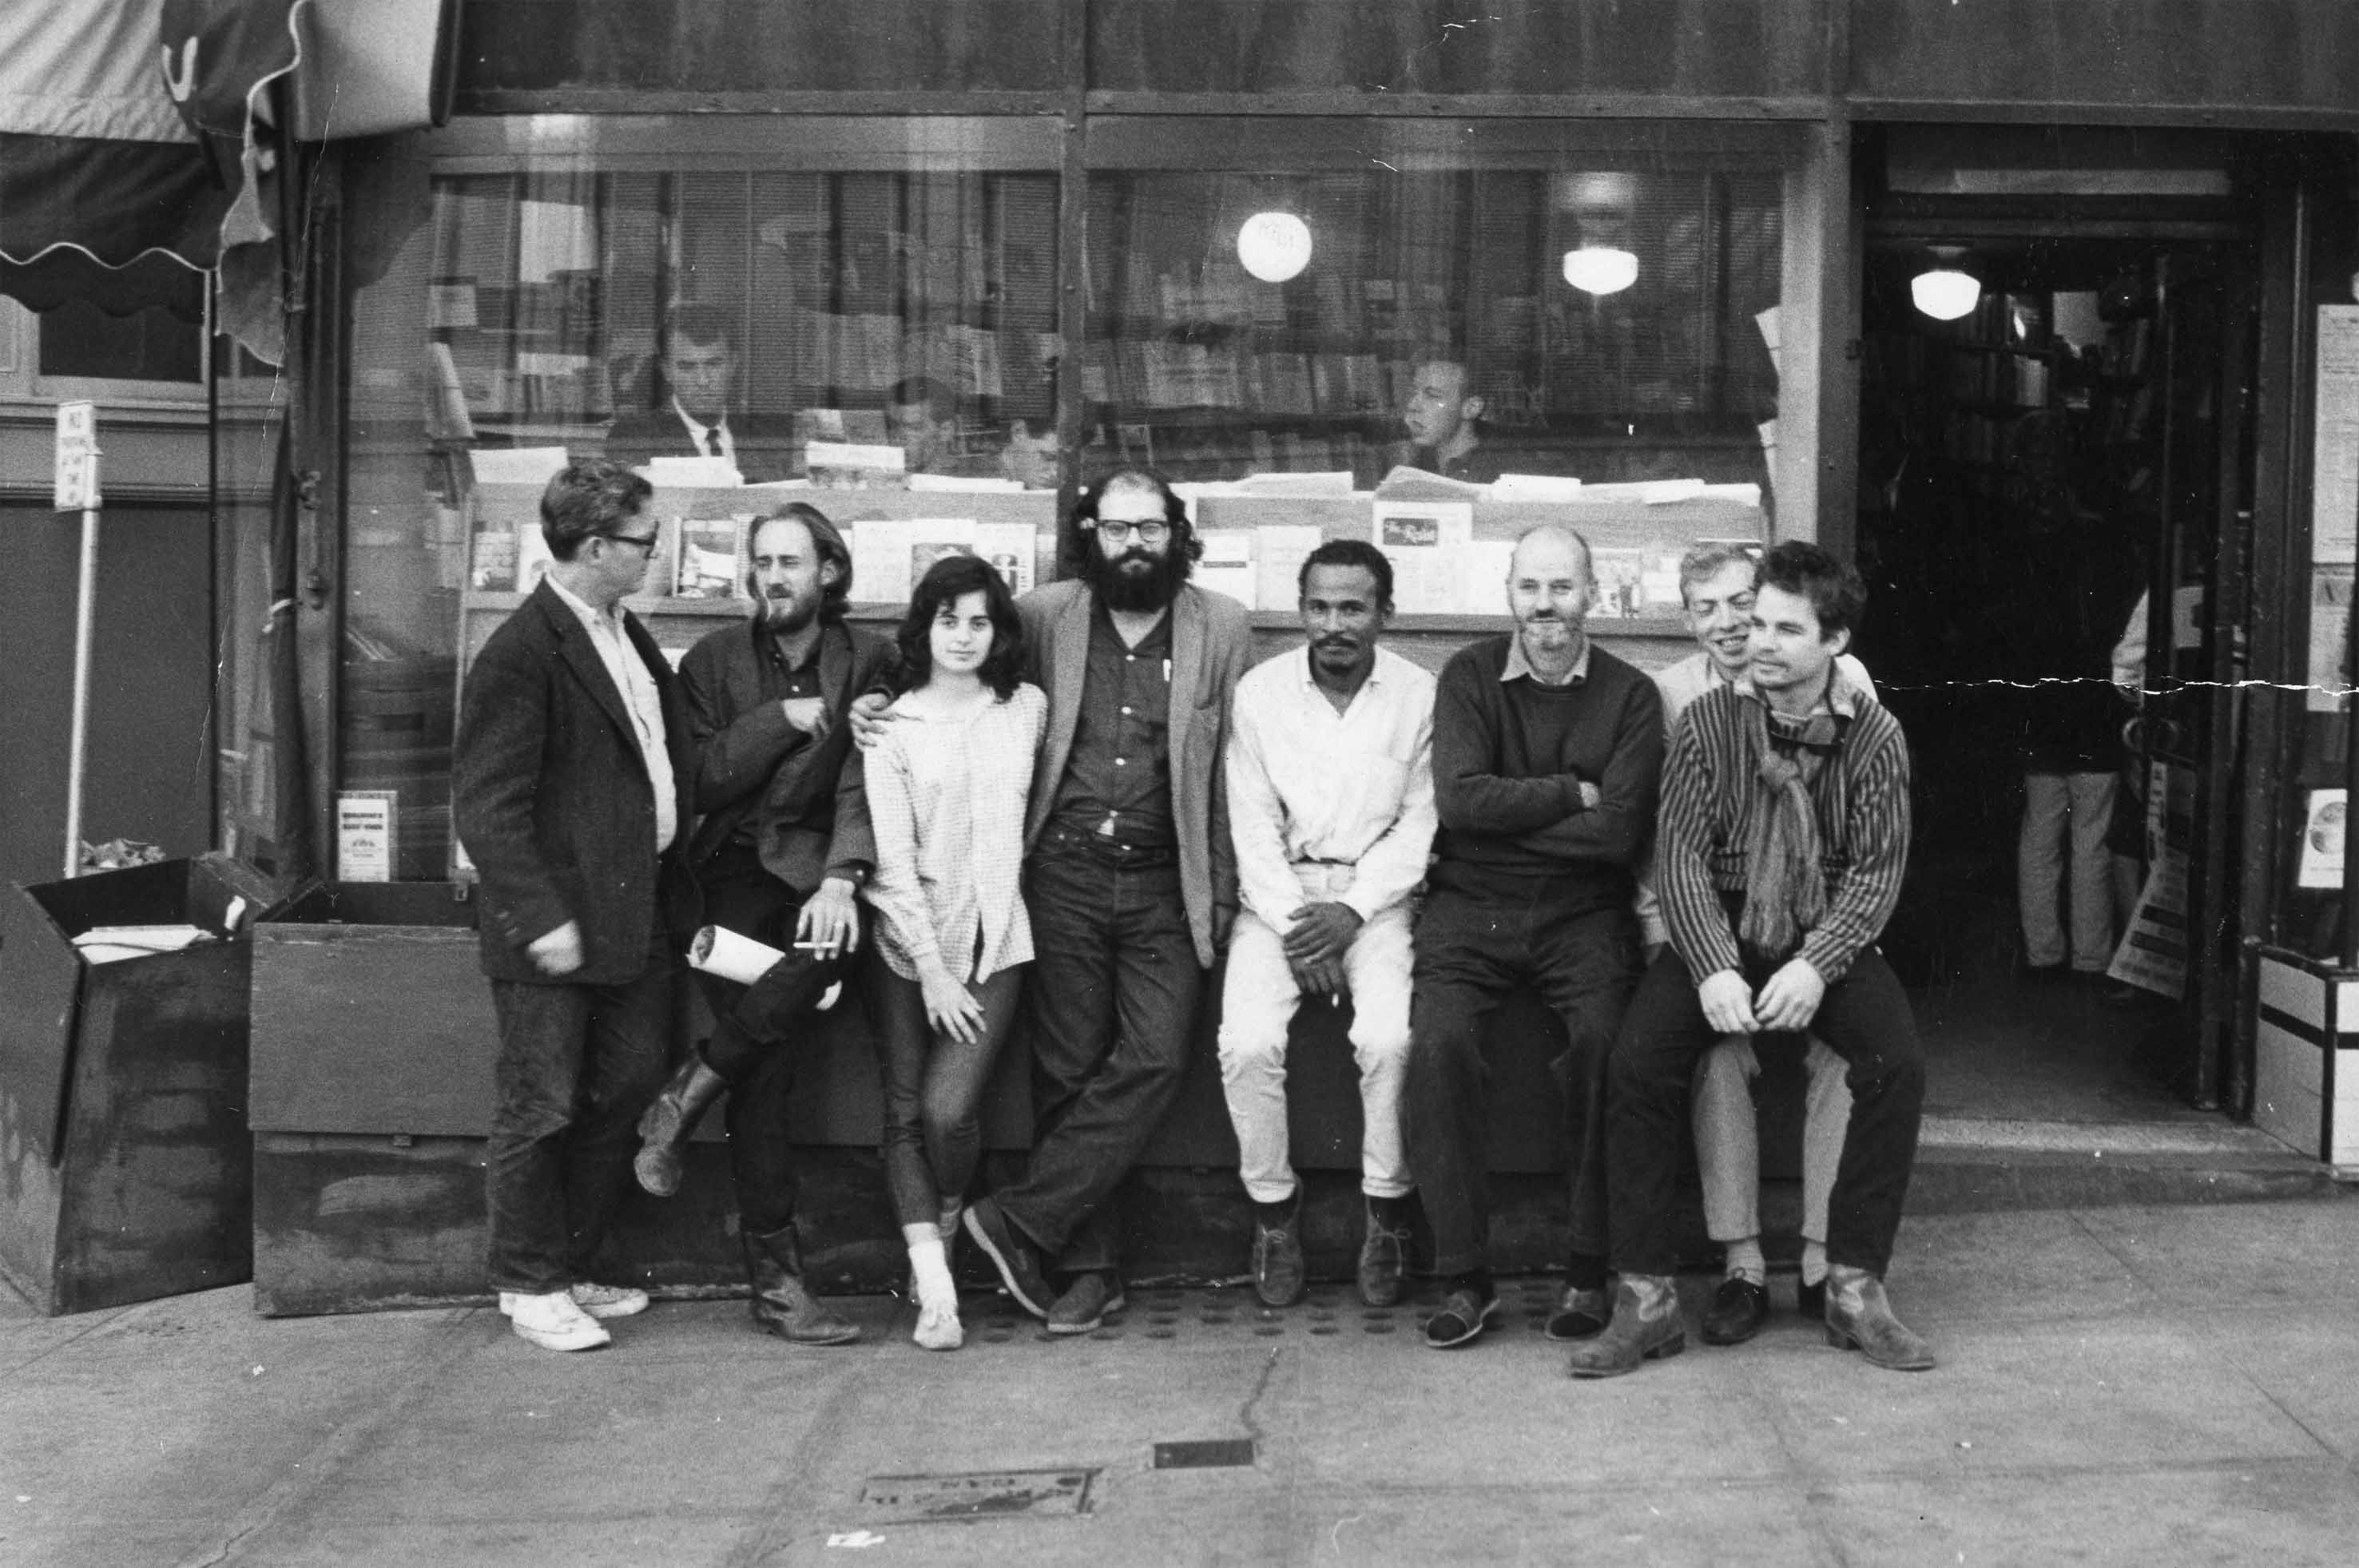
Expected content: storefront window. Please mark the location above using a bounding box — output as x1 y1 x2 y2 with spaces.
1081 118 1810 619
341 118 1061 881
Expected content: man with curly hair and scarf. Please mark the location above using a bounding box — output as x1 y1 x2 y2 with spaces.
1570 541 1933 1379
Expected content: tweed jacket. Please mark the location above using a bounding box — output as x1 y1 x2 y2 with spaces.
1017 578 1254 968
453 580 699 986
676 617 900 898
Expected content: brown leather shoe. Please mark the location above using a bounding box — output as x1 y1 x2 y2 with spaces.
1356 1205 1411 1308
1823 1265 1935 1371
1563 1276 1685 1378
742 1224 860 1346
634 1053 729 1197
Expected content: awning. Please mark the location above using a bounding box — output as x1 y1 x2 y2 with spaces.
1 1 455 346
0 1 261 321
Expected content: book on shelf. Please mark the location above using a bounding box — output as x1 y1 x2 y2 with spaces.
1253 524 1324 613
674 516 753 599
1371 498 1474 615
1196 530 1257 609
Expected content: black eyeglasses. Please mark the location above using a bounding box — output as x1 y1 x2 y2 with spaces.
1094 519 1171 544
602 531 661 558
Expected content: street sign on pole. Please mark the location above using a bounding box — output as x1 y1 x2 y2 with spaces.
56 403 102 876
54 401 100 513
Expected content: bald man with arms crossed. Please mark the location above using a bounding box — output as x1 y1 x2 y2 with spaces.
1403 524 1664 1349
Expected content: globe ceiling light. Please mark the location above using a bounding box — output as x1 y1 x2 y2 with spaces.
1912 248 1981 321
1563 245 1639 296
1237 211 1313 284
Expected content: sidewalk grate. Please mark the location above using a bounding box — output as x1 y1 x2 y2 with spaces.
1153 1439 1256 1469
858 1468 1096 1523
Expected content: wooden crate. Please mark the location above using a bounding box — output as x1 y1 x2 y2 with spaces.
0 858 272 1314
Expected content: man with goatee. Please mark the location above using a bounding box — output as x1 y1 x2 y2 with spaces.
633 501 896 1347
952 470 1254 1334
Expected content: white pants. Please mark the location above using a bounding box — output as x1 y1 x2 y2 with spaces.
1217 864 1413 1204
1693 1034 1849 1246
2019 771 2119 971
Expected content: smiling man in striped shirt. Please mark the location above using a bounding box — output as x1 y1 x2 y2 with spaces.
1568 541 1934 1378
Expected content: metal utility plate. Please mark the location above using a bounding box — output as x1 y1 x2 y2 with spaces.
1152 1439 1257 1470
858 1468 1097 1523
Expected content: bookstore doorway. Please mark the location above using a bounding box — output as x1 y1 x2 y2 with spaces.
1856 221 2258 1126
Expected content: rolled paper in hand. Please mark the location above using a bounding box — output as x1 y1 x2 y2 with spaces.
688 925 841 1010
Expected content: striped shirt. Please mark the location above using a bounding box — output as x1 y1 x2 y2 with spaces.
1656 669 1909 985
862 682 1048 984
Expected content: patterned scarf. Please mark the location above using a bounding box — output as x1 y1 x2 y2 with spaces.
1736 685 1845 959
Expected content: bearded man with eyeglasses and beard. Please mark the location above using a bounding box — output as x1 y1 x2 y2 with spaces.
858 469 1253 1335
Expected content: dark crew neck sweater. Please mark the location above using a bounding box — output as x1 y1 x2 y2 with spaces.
1427 633 1665 910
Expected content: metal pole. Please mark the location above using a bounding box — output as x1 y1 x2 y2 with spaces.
2342 417 2359 967
62 496 101 879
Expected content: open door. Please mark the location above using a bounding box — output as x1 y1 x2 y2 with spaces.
2121 251 2260 1107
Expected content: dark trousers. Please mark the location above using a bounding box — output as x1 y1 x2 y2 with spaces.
872 965 1027 1229
486 938 674 1294
999 829 1204 1273
694 858 856 1235
1404 886 1641 1279
1607 945 1924 1278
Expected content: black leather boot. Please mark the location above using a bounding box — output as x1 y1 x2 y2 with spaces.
743 1224 860 1346
633 1053 729 1197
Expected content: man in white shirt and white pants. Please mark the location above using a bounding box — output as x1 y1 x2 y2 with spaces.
1220 538 1438 1310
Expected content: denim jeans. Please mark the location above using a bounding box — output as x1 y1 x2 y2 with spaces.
2019 770 2120 971
872 965 1026 1229
485 938 674 1294
1404 886 1640 1279
1610 944 1924 1278
997 828 1204 1273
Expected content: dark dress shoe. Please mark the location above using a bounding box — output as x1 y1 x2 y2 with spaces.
1543 1284 1612 1341
1046 1271 1126 1336
1420 1285 1499 1348
1702 1276 1770 1345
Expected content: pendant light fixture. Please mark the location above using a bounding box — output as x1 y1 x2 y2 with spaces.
1911 246 1981 321
1237 210 1313 283
1563 245 1639 296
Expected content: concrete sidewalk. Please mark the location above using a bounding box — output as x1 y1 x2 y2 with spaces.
7 1196 2359 1566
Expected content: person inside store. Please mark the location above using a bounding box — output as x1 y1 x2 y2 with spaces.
604 303 799 482
1571 542 1933 1378
999 412 1062 490
1218 539 1437 1312
856 469 1254 1335
1404 522 1665 1349
859 554 1047 1352
1639 540 1876 1348
632 501 899 1348
888 375 985 477
1382 355 1549 486
2012 526 2141 986
454 458 697 1353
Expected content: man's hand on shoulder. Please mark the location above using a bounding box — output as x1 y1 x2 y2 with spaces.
847 692 897 752
1697 969 1758 1034
1753 959 1826 1032
526 920 584 978
796 876 863 958
1574 778 1602 810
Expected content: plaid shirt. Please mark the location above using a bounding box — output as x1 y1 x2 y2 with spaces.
863 682 1047 983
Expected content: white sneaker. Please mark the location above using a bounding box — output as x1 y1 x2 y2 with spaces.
570 1281 650 1319
500 1288 612 1352
914 1300 964 1352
